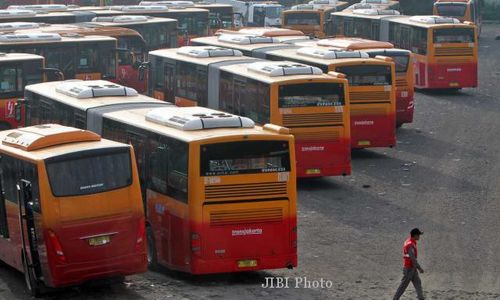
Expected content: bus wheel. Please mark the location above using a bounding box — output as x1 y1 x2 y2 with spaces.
396 123 403 129
22 252 41 297
146 226 158 270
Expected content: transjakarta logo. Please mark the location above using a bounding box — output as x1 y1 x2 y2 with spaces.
301 146 325 152
232 228 263 236
354 120 374 126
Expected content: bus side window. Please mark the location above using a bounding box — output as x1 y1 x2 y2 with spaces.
148 137 169 195
0 155 19 204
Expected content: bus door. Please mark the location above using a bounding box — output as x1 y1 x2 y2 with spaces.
164 63 175 102
17 179 42 292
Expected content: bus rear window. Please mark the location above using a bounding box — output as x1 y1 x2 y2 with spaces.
435 4 467 17
335 65 392 86
200 141 290 176
393 55 410 73
433 28 475 43
284 13 320 26
279 82 345 108
46 147 132 197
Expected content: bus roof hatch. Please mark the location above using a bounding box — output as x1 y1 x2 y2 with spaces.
56 80 138 99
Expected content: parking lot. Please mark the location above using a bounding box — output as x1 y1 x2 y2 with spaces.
0 22 499 300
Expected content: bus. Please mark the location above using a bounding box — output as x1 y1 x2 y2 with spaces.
281 1 349 38
22 79 298 275
330 10 479 89
149 46 352 177
87 5 209 45
0 33 117 81
139 1 235 34
0 124 146 296
0 53 44 130
433 0 482 35
263 47 396 149
327 8 401 38
303 38 414 127
0 9 96 23
13 23 146 91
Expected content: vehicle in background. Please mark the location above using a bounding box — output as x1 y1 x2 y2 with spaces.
302 38 414 127
282 1 349 38
0 33 117 81
0 9 96 23
330 10 479 90
433 0 482 35
22 79 298 275
207 0 283 27
0 124 146 296
398 0 435 15
264 47 396 149
149 46 352 177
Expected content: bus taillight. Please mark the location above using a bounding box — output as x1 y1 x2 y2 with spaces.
191 232 201 255
135 217 146 251
47 230 66 263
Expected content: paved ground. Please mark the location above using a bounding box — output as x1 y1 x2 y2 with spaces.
1 23 500 300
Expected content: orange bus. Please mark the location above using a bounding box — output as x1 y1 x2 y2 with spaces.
264 47 396 149
433 0 482 35
149 46 351 177
330 10 478 90
282 1 349 38
0 33 117 81
22 79 298 275
0 124 146 296
0 53 44 130
303 38 414 127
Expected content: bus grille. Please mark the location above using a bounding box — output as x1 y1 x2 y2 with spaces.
395 79 408 88
282 112 343 127
435 47 473 56
349 91 391 103
293 130 340 141
205 182 287 200
351 106 387 116
210 207 283 226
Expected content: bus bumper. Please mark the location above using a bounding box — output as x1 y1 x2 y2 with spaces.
426 62 478 89
350 114 396 149
295 139 351 178
48 252 147 288
189 253 298 275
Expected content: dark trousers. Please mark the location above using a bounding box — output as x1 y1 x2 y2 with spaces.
393 267 424 300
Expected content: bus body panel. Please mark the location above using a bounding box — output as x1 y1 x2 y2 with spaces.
350 102 396 148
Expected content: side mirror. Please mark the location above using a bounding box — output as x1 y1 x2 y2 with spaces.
138 61 151 81
14 99 25 123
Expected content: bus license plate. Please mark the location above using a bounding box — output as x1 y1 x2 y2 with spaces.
306 168 321 175
88 235 110 246
238 260 257 268
449 82 459 87
358 140 371 146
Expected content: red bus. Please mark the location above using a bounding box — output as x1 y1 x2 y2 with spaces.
0 124 146 296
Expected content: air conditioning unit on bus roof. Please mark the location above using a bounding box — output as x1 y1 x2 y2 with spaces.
297 47 370 59
0 10 37 17
145 107 255 131
110 5 169 12
218 34 279 45
140 1 195 8
0 22 40 31
0 33 62 43
409 15 461 24
309 0 338 4
361 0 390 4
92 15 150 23
353 8 400 15
247 61 323 77
55 80 138 99
291 4 322 10
176 46 243 58
7 5 69 12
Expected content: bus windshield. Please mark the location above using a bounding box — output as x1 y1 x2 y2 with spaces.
201 141 291 176
46 147 132 197
433 28 475 43
336 65 392 86
279 82 345 108
0 64 42 97
285 13 320 25
435 3 467 17
266 6 283 19
178 15 208 36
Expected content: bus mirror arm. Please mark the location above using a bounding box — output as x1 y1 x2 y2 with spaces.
14 99 25 123
138 61 151 81
40 68 64 81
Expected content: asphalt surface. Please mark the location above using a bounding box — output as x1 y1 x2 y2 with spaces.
1 23 500 300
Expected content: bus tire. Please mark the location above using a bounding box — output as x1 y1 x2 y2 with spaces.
146 226 158 270
22 252 41 298
396 123 403 129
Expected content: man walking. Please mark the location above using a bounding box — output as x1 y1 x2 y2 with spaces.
393 228 425 300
